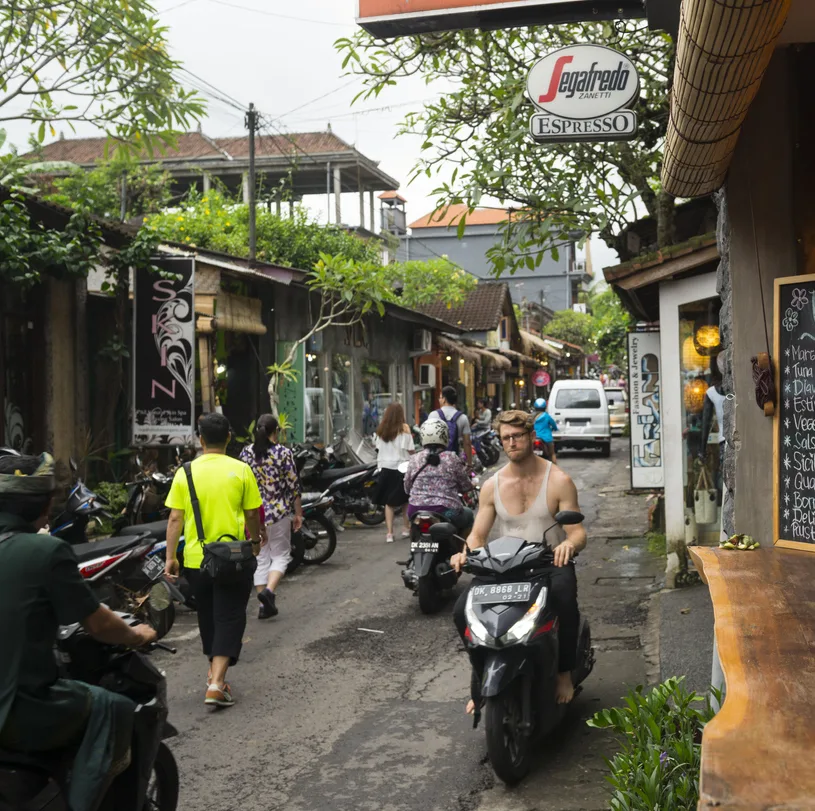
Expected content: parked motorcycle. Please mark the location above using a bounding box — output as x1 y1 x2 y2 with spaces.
287 490 338 573
50 460 114 545
533 437 552 461
472 428 501 467
113 450 181 531
433 510 594 785
0 613 179 811
295 446 384 526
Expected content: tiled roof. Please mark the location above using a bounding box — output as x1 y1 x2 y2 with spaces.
410 204 529 229
26 130 355 165
213 131 354 159
417 282 510 331
379 190 407 202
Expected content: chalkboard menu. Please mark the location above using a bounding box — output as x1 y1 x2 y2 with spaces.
774 273 815 551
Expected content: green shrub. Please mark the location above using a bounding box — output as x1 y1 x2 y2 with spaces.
588 677 718 811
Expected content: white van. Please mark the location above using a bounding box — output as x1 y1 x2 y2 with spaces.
549 379 611 457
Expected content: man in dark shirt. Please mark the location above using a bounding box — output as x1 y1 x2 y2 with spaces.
0 452 156 811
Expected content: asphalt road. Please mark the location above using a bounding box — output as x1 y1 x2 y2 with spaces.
160 441 661 811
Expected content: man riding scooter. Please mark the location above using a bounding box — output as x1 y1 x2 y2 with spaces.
451 410 585 706
533 397 558 464
0 452 156 811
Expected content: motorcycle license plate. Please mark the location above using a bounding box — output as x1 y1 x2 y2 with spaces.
471 582 531 604
411 540 439 553
142 555 165 581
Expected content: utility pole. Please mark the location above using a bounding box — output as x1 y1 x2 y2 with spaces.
246 102 258 262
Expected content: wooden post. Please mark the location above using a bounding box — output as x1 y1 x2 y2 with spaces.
358 164 364 229
369 191 376 233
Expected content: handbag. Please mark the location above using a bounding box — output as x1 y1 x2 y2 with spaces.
184 463 257 584
693 466 718 525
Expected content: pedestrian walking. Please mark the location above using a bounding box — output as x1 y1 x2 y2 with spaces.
373 403 414 543
164 413 263 708
240 414 303 620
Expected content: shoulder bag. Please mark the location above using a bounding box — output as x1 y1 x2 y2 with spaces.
184 462 257 584
693 466 718 525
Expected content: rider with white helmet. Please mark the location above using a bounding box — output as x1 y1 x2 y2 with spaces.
404 420 474 532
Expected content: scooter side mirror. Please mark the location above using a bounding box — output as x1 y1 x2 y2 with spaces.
555 510 584 526
429 522 456 541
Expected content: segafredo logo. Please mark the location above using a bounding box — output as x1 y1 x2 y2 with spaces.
527 45 639 120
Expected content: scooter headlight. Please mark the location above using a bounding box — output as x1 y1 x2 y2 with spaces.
500 587 548 646
464 589 498 649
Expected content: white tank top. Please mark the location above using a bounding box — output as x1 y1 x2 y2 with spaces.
493 461 566 545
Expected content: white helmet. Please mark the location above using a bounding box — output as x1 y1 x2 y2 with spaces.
419 419 449 448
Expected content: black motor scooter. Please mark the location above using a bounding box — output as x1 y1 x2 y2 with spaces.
0 613 179 811
431 511 595 785
399 511 463 614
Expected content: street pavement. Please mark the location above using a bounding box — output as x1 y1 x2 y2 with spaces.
160 441 663 811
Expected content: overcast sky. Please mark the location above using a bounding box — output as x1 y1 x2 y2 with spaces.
5 0 620 276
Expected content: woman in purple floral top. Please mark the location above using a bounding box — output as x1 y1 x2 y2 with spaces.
404 418 474 533
240 414 303 619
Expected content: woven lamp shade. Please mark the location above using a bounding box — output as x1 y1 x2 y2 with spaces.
684 378 709 414
682 336 710 372
694 324 721 356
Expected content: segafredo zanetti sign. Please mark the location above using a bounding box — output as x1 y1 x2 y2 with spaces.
526 45 639 143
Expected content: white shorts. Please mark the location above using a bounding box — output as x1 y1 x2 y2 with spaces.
254 516 293 585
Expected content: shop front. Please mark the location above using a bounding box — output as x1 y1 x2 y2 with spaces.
605 239 721 584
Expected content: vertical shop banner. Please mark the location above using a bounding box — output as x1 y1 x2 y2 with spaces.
277 342 305 445
628 331 663 489
133 258 195 447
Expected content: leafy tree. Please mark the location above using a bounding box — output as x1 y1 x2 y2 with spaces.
0 0 204 152
145 188 381 267
42 160 173 220
590 286 632 368
543 309 595 350
337 21 674 272
384 258 478 309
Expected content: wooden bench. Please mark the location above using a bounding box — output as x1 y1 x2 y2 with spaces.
689 546 815 810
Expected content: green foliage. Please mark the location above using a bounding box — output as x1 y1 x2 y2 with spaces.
646 531 667 556
544 309 595 351
588 677 717 811
0 192 102 285
337 22 675 272
145 189 381 268
591 287 633 368
43 160 173 220
94 481 129 514
384 258 478 309
0 0 204 152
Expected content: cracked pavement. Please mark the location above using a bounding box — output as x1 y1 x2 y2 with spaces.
160 440 661 810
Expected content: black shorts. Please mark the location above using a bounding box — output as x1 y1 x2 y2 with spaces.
374 467 408 507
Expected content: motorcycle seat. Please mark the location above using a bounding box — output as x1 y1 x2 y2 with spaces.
311 464 372 482
115 520 168 540
70 535 145 564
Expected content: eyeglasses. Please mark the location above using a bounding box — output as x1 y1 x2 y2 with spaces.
500 432 529 445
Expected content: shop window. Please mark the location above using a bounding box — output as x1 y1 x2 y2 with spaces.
500 317 509 341
361 360 391 437
679 297 723 541
304 352 325 443
331 354 352 442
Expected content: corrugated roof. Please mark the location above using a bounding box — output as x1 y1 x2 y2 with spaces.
417 282 509 331
26 130 356 165
410 204 531 229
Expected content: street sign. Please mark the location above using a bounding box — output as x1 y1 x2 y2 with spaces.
526 44 640 144
356 0 642 36
132 257 195 447
532 369 550 387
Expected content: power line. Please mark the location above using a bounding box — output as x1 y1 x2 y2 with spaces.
274 79 362 121
287 97 442 124
207 0 350 26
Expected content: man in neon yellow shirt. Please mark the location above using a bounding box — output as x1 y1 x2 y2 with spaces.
165 413 262 708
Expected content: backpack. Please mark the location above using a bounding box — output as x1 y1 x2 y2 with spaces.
436 408 464 452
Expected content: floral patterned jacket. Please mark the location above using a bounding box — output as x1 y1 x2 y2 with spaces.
240 443 301 525
404 449 471 511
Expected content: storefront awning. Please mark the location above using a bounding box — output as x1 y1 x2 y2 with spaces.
491 347 542 367
197 292 267 335
519 329 562 359
436 334 482 363
471 346 511 369
661 0 791 198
